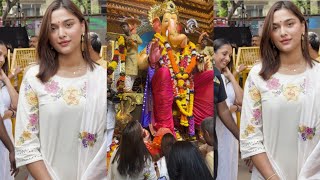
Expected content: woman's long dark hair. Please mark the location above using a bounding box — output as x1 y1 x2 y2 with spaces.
259 1 313 80
112 120 151 177
37 0 94 83
167 141 213 180
161 133 176 159
0 41 9 76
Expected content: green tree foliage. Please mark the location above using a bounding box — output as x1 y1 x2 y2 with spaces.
1 0 19 21
0 0 3 16
217 0 229 17
216 0 242 19
72 0 90 14
293 0 311 15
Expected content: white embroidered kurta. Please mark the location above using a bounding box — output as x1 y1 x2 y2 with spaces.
15 65 107 180
216 75 238 180
0 86 14 180
240 63 320 180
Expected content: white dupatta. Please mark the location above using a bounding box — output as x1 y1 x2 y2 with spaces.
78 65 107 180
297 63 320 179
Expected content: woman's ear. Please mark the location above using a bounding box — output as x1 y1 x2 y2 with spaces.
81 20 85 34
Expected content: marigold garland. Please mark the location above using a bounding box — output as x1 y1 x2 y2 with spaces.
161 41 197 129
107 36 127 97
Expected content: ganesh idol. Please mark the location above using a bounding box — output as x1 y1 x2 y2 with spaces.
140 0 201 139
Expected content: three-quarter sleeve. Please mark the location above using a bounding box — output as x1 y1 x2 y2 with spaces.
240 68 265 159
15 71 42 167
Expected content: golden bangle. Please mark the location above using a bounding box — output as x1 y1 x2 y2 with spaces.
266 173 277 180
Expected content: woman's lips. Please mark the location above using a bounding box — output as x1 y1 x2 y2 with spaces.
59 40 70 47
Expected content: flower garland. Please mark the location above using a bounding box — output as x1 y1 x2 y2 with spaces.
163 40 197 135
107 36 127 98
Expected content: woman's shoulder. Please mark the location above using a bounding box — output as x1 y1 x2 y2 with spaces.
246 63 262 78
24 64 39 78
311 60 320 70
93 63 107 74
250 62 262 72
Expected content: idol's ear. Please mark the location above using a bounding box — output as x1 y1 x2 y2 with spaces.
152 18 161 33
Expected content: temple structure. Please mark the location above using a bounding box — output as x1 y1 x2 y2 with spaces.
107 0 213 42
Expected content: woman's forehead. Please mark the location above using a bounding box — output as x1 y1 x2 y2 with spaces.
272 9 298 24
50 8 77 24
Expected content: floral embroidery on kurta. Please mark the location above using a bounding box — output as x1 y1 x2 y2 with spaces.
79 131 97 148
241 125 255 139
16 80 39 146
299 125 316 141
63 87 81 105
16 131 32 146
283 84 301 101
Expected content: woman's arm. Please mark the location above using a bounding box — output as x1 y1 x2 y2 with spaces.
240 67 278 179
1 70 19 110
251 153 280 180
223 67 244 105
15 68 49 178
0 115 19 176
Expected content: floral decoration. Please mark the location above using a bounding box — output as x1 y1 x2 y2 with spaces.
299 125 316 141
63 87 81 105
79 131 97 148
283 84 301 101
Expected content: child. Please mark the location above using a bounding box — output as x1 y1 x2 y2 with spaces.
200 117 215 177
155 133 176 180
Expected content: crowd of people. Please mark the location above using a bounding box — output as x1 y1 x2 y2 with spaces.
1 0 320 180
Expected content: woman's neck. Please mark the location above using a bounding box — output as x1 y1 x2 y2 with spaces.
58 50 85 67
279 50 305 65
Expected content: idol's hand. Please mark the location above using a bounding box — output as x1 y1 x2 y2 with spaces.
149 40 163 66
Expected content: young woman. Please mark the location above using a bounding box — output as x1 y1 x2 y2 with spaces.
155 133 175 180
240 1 320 179
0 41 19 179
14 0 107 179
213 38 243 180
107 120 157 180
166 141 213 180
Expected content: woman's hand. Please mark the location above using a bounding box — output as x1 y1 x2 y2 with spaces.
244 158 253 173
222 67 233 79
142 128 151 142
13 66 22 76
236 64 247 74
3 110 14 120
0 69 9 83
9 150 19 177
